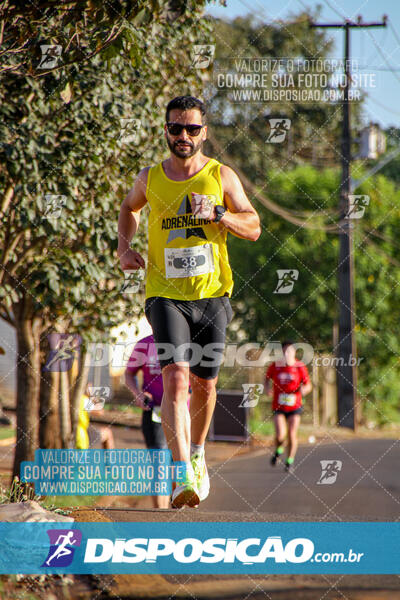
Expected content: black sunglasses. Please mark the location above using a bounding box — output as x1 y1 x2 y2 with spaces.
166 122 204 137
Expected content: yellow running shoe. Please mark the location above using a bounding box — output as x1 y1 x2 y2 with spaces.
171 463 200 509
191 452 210 502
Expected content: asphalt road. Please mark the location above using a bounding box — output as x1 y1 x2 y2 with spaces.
1 422 399 599
200 438 400 520
1 422 398 519
91 437 399 520
82 438 399 599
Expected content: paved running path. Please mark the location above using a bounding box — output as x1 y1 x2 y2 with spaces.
199 438 400 520
74 439 399 599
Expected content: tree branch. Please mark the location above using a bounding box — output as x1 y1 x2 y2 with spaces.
0 305 14 325
33 24 125 78
1 184 14 217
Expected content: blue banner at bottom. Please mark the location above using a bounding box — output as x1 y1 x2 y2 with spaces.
0 522 398 574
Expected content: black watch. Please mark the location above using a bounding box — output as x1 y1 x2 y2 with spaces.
214 205 226 223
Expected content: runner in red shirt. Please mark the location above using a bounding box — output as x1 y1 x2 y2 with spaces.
265 341 312 471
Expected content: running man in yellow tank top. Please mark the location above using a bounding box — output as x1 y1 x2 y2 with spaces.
118 96 260 508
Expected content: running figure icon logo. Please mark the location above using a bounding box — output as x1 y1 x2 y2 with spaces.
119 118 141 144
317 460 343 485
122 269 145 293
38 45 62 69
345 195 370 219
266 119 291 143
85 386 111 411
43 334 81 372
43 194 66 219
42 529 82 567
192 45 215 69
274 269 299 294
239 383 264 408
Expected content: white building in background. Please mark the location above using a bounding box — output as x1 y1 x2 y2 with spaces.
91 316 152 393
0 316 151 403
359 122 386 160
0 319 17 403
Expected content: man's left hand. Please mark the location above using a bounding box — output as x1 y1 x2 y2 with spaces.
191 193 216 221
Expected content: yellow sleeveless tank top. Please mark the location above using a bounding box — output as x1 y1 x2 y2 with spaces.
145 158 233 301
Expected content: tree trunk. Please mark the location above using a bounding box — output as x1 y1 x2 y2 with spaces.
39 361 61 449
12 302 41 483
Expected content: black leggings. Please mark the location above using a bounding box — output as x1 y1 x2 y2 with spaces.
142 410 167 449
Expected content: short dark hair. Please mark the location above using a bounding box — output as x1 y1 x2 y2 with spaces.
282 340 295 349
166 96 206 123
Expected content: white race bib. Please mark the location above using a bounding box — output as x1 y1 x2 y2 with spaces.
165 244 214 279
151 406 162 423
278 393 296 407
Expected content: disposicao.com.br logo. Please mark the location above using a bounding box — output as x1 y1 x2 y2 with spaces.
84 535 313 565
82 536 362 565
42 529 82 567
30 526 370 574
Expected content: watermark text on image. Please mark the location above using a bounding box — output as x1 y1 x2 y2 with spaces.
192 45 215 69
317 460 343 485
239 383 264 407
38 44 62 69
214 57 376 103
44 339 364 370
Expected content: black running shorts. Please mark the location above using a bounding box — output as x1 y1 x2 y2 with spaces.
145 296 233 380
273 407 303 417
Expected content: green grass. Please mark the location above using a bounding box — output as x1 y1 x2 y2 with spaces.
104 403 141 414
0 475 99 514
0 427 15 441
41 494 99 510
249 417 274 437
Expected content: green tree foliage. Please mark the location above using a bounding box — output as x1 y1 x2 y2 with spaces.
226 165 400 425
206 11 397 424
0 1 199 75
0 0 213 475
1 2 213 339
227 166 339 346
353 172 400 425
376 127 400 185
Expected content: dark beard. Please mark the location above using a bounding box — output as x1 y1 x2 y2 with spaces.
166 136 202 158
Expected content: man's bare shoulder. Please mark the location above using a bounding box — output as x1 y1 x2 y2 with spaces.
220 164 240 182
219 164 244 193
128 166 151 195
136 166 151 188
123 167 152 210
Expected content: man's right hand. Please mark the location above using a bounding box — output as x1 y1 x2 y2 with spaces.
135 391 152 410
118 247 145 271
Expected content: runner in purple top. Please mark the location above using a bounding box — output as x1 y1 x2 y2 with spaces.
125 334 164 408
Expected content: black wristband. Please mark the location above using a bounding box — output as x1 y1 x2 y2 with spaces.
214 205 226 223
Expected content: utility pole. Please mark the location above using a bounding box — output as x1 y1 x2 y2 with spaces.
310 16 387 429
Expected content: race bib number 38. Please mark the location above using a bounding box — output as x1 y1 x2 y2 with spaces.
165 244 214 279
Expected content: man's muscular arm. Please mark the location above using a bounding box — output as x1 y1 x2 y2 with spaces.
117 168 149 270
219 165 261 241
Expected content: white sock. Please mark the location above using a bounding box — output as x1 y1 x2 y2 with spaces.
191 443 205 457
186 461 195 478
